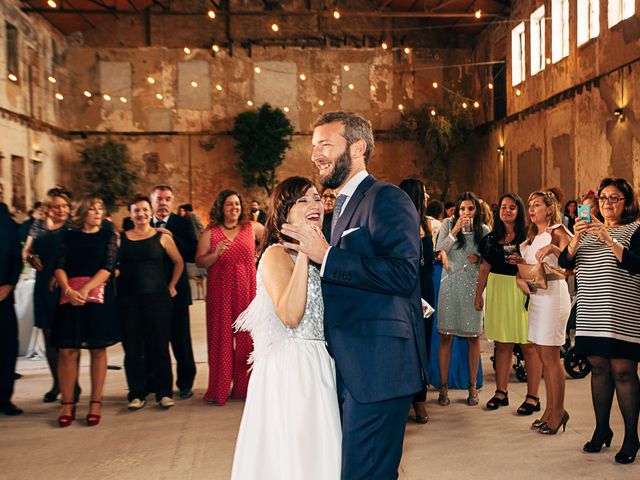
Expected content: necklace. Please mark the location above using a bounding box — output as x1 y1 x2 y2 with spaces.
222 223 238 231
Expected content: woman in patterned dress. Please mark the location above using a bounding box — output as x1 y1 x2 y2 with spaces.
560 178 640 464
196 190 264 405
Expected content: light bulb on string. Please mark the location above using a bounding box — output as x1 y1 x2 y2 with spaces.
348 84 354 90
546 58 551 65
404 47 411 54
254 67 261 74
283 106 290 113
216 84 223 91
207 9 216 20
8 73 17 82
515 89 522 96
398 104 404 111
271 23 279 32
120 97 128 103
183 47 191 54
475 10 482 19
318 100 325 106
381 42 388 50
432 82 438 89
333 10 340 20
147 76 155 84
156 93 163 100
191 81 198 88
48 76 56 84
212 44 220 53
430 108 436 116
343 65 350 72
83 90 92 98
488 83 494 90
370 85 376 92
473 101 480 108
299 74 306 81
55 92 63 100
462 102 468 109
247 100 254 106
47 0 57 8
103 94 111 101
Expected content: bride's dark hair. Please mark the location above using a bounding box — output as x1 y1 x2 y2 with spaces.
259 176 316 257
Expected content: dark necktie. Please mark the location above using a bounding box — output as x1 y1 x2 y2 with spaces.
330 194 347 240
156 220 167 228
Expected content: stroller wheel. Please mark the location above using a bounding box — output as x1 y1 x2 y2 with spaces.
563 347 592 379
515 365 528 383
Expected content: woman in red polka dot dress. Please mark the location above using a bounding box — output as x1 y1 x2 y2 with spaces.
196 190 265 405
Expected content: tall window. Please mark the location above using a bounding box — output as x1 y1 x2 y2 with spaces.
578 0 600 46
530 6 546 75
609 0 635 27
5 23 19 79
511 22 526 86
552 0 569 63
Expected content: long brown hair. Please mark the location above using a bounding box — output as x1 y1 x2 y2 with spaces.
526 191 562 244
260 176 315 257
72 196 105 229
210 189 247 226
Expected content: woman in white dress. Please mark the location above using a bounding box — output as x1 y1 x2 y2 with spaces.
517 191 572 435
231 176 341 480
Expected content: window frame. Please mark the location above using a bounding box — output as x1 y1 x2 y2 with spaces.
511 22 526 86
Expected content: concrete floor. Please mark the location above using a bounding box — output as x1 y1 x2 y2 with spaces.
2 300 637 480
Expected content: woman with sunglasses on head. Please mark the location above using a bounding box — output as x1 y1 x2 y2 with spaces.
559 178 640 464
516 191 572 435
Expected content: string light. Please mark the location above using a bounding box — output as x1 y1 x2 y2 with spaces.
398 104 404 110
283 106 290 112
488 83 494 90
212 44 220 53
155 93 163 100
475 10 482 19
55 93 63 100
299 74 306 81
473 101 480 108
381 42 388 50
48 76 57 84
207 9 216 20
47 0 57 8
333 10 341 20
271 23 279 32
546 58 551 65
254 67 261 74
120 96 128 103
462 102 468 109
515 89 522 96
190 81 198 87
8 73 17 82
216 84 223 91
370 85 376 91
147 77 155 84
343 65 350 71
247 100 254 106
348 84 354 90
83 90 92 98
318 100 325 106
404 47 411 54
430 108 437 116
432 82 438 89
183 47 191 54
103 94 111 101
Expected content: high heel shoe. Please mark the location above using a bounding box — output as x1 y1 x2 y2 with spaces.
437 383 450 406
86 400 102 427
615 444 639 464
412 401 429 424
485 389 508 410
583 429 613 453
467 383 479 406
58 402 76 428
530 418 547 430
538 411 570 435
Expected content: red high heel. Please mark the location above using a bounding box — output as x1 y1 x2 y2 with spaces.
58 402 76 428
86 400 102 427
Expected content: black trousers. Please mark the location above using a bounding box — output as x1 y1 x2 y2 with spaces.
170 301 196 391
0 298 18 405
121 294 173 401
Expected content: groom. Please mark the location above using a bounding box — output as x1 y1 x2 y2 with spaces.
282 111 427 479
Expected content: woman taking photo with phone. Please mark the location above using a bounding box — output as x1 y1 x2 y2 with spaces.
559 178 640 464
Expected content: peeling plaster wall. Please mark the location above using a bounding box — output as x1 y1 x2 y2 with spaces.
466 0 640 205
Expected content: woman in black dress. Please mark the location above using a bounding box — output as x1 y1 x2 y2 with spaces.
399 179 434 424
22 187 74 403
53 197 119 427
119 195 183 410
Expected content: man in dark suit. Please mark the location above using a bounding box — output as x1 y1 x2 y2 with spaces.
283 112 427 479
151 184 198 399
0 202 23 416
248 200 267 225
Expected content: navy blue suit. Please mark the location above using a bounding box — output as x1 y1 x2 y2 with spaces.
322 175 427 479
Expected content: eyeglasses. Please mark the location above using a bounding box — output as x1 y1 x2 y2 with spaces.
321 194 336 200
597 195 624 204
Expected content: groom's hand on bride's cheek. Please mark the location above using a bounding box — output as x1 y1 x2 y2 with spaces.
281 223 329 264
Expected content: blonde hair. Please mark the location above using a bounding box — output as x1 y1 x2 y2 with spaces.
479 199 494 231
526 191 562 244
73 197 105 228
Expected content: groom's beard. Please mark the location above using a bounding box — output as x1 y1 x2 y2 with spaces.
321 148 352 189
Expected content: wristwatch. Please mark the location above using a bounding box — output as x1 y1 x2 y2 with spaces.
608 238 619 247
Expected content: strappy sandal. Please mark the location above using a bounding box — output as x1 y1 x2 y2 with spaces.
485 389 509 410
517 394 541 416
467 383 479 406
438 383 450 406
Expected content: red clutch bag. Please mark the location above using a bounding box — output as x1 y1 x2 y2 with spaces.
59 277 106 305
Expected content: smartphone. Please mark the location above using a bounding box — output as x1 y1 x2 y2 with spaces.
577 204 591 223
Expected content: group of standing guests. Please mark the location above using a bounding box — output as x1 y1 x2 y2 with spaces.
16 185 198 426
411 178 639 465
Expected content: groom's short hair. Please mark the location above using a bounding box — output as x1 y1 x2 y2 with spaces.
314 111 375 166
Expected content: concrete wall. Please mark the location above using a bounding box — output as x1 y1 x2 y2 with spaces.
467 0 640 205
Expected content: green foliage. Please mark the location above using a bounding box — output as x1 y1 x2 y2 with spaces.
231 103 294 196
395 91 474 199
80 139 139 212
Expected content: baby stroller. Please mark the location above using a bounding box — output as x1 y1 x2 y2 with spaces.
562 297 591 379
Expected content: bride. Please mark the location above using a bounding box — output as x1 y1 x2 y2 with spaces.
231 177 341 480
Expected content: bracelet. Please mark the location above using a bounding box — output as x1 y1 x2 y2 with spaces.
607 239 619 248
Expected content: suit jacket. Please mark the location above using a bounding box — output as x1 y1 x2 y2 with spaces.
154 213 198 308
250 209 267 225
0 208 22 305
322 175 427 404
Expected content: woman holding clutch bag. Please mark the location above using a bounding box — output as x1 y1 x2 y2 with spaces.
53 197 119 427
516 191 571 435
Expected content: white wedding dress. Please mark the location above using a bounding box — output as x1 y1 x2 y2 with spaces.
231 246 341 480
